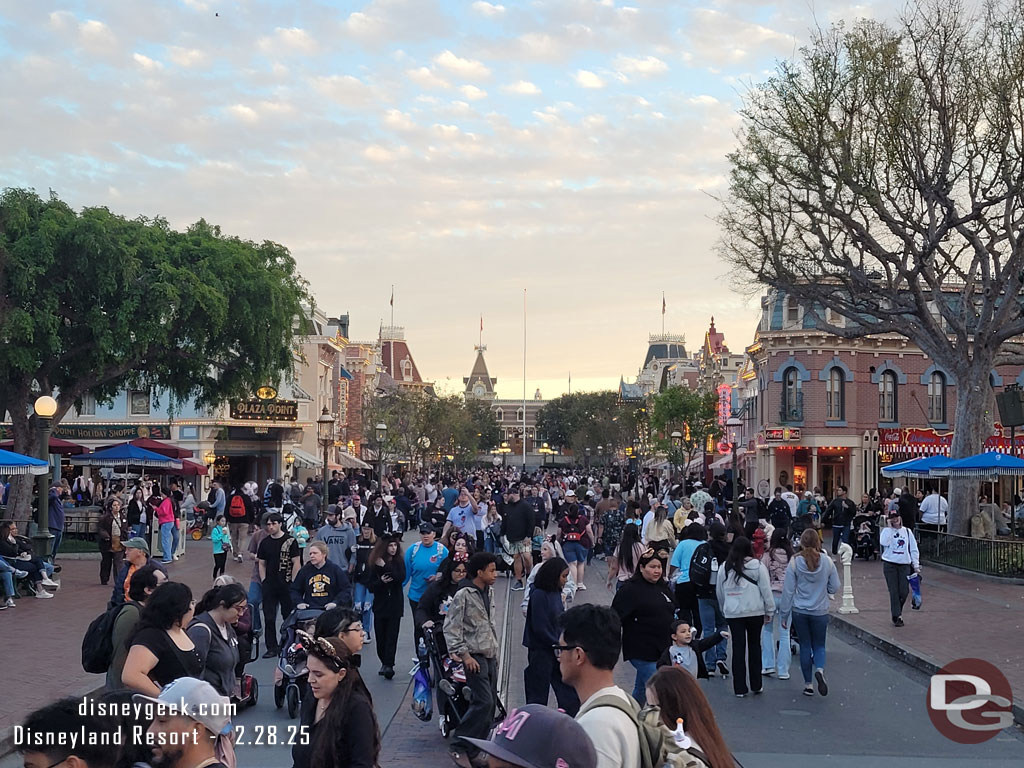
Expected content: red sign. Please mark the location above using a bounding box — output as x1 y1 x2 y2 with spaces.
764 428 801 442
717 441 731 455
881 425 1022 453
717 384 732 426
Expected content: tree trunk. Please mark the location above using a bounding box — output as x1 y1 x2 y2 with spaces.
947 366 992 535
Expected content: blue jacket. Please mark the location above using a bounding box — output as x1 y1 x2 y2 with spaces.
522 588 564 649
48 488 65 533
403 541 448 601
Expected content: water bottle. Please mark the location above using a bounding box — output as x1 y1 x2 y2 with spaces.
417 638 428 660
672 718 691 750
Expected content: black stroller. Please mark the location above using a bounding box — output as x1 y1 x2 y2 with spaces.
423 626 506 739
273 608 324 718
233 621 261 709
852 513 880 560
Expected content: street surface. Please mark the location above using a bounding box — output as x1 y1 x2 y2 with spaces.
2 531 1022 767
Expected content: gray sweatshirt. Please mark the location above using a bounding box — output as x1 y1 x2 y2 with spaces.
716 558 775 619
779 553 840 621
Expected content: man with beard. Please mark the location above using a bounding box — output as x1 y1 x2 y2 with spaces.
135 677 232 768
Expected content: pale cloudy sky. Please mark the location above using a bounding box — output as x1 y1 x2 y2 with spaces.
0 0 890 399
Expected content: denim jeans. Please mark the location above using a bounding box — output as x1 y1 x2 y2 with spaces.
790 612 828 684
761 594 791 677
132 523 146 539
354 582 374 636
697 597 728 667
159 522 175 561
0 559 16 597
48 528 63 561
629 659 657 705
247 580 263 632
831 525 850 554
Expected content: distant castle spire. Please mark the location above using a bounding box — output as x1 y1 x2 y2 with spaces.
464 344 497 400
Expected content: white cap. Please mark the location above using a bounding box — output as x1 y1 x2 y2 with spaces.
693 481 703 488
565 489 577 498
892 488 901 496
134 677 232 736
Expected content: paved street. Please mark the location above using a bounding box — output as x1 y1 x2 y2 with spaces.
3 533 1023 768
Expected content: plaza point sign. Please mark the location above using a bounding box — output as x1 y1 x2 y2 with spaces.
229 399 298 422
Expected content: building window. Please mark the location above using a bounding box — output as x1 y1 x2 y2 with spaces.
785 296 800 326
129 390 150 416
516 408 524 422
826 368 845 421
400 357 413 381
782 367 802 421
928 372 946 423
495 407 504 422
78 394 96 416
879 371 897 422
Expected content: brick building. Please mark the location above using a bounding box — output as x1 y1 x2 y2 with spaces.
746 290 1024 500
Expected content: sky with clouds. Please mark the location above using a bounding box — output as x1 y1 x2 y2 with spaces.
1 0 893 399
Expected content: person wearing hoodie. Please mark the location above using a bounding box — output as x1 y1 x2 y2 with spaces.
716 536 775 698
759 529 794 680
780 529 840 697
313 506 357 573
289 541 352 611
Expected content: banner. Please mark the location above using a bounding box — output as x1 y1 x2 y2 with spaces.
880 425 1024 454
0 424 170 440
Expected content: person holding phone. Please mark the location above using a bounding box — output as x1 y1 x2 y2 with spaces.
879 510 920 627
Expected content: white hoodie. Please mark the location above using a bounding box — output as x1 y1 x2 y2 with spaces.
716 557 775 619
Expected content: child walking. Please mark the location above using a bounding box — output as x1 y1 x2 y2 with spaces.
212 514 231 578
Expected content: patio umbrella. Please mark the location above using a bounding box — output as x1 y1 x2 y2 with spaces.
151 458 208 476
881 455 956 477
0 448 50 475
70 443 183 470
0 436 88 456
929 451 1024 478
98 438 193 459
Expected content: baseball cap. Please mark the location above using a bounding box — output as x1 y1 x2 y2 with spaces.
892 488 902 496
693 481 703 488
342 507 357 521
418 522 436 534
326 504 339 517
123 537 149 553
564 489 577 498
465 704 597 768
134 677 232 737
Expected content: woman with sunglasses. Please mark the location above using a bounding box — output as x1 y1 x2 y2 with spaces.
611 548 677 705
292 632 380 768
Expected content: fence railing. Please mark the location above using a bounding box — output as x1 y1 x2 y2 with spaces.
917 529 1024 578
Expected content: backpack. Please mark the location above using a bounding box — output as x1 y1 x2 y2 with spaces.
582 694 710 768
562 515 583 541
228 494 247 519
82 602 136 673
689 542 713 589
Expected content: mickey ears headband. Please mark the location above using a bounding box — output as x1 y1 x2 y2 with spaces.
296 630 348 672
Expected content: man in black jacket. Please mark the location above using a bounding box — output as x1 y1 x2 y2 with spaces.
827 485 858 555
501 484 534 591
767 487 793 534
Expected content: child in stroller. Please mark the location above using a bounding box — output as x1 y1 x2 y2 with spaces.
423 625 506 739
852 510 880 560
273 607 324 718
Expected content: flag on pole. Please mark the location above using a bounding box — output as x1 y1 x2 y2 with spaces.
390 286 394 307
480 315 483 333
662 292 666 315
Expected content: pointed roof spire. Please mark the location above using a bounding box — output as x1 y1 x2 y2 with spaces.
464 346 497 398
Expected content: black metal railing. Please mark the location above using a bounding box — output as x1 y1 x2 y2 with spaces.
779 392 804 424
917 529 1024 578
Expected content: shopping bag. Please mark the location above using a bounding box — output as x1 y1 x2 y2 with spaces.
908 573 922 609
411 662 432 721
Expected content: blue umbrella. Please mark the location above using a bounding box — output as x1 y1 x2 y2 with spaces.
0 448 50 475
930 451 1024 478
880 455 956 478
70 443 182 470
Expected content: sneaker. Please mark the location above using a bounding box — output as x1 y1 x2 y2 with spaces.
803 686 814 696
13 569 28 579
0 602 6 610
752 689 763 695
815 669 828 696
893 616 904 627
778 674 791 680
576 583 587 590
41 578 60 589
716 661 730 677
160 560 173 565
735 693 746 698
383 666 395 680
3 598 14 608
510 581 525 592
35 589 54 599
706 670 716 678
761 668 774 676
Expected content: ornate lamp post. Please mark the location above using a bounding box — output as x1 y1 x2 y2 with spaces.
317 408 335 517
375 422 388 488
726 416 743 518
203 450 217 491
32 395 57 558
584 446 591 473
284 451 295 480
670 430 683 481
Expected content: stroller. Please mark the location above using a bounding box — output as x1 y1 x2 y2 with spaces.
273 608 324 718
189 503 211 541
424 626 506 739
233 622 261 709
853 513 880 560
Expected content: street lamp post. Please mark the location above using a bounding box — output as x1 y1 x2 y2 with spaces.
284 451 295 481
670 430 683 483
317 407 335 518
726 416 743 519
203 450 217 492
375 422 388 490
584 447 591 473
32 395 57 559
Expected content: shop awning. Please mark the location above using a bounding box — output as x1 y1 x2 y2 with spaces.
289 447 321 469
98 438 193 459
709 448 747 471
0 436 88 456
332 452 371 470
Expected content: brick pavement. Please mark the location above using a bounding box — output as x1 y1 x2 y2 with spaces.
0 544 254 732
829 548 1024 716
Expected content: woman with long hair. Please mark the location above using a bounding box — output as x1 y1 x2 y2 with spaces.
98 496 126 586
558 502 594 589
121 582 201 695
367 534 406 679
645 503 676 553
780 529 840 696
646 666 734 768
0 520 58 598
522 556 579 714
187 583 246 697
521 536 575 613
607 518 644 590
716 536 775 697
760 528 794 680
611 548 678 705
126 487 146 538
415 557 468 633
352 523 376 641
291 633 380 768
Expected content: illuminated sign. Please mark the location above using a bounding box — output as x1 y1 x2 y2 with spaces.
229 399 298 422
764 428 801 442
717 384 732 426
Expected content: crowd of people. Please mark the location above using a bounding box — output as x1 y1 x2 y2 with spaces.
11 464 950 768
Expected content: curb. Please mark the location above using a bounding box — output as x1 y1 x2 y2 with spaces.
0 680 104 760
830 613 1024 727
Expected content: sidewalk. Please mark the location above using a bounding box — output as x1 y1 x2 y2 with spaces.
829 548 1024 721
0 543 253 741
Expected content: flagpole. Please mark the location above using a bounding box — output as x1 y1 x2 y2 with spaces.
389 285 395 379
523 288 527 472
662 291 665 336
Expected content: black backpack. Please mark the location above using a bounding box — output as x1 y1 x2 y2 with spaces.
689 542 713 589
82 602 134 673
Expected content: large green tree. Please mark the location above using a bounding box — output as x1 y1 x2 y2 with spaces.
649 387 721 477
0 189 308 513
718 0 1024 533
536 391 639 462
